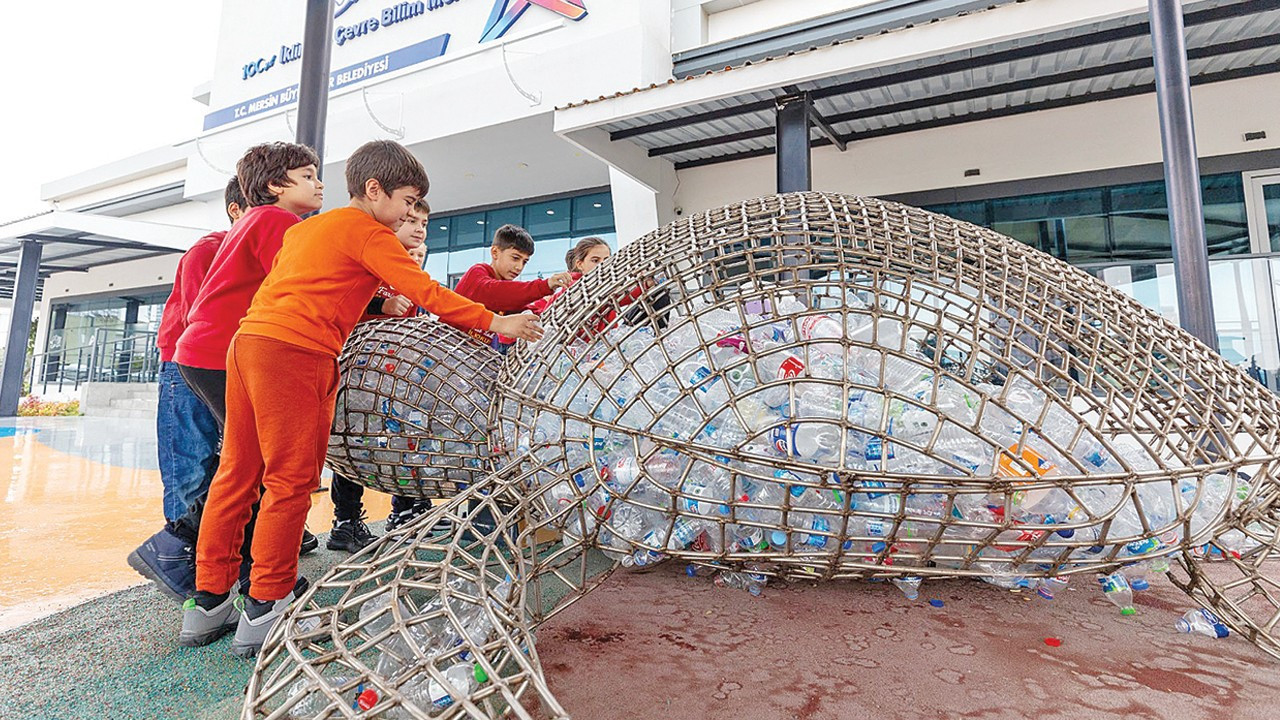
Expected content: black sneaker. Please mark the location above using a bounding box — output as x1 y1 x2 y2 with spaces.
387 502 453 536
326 515 378 553
127 527 195 604
300 528 319 555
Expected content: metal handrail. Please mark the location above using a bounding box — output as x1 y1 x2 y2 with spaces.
23 329 161 396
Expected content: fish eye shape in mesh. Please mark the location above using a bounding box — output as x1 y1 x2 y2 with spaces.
329 317 504 499
248 193 1280 720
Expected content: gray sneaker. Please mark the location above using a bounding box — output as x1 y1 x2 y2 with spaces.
179 591 240 647
230 577 309 658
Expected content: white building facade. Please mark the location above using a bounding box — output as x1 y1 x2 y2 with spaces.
25 0 1280 394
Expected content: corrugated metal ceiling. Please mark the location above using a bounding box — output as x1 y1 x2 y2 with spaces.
598 0 1280 170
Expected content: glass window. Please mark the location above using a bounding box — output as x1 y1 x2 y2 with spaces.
925 173 1249 265
924 201 986 226
525 199 572 240
1109 180 1172 262
452 212 488 250
486 206 524 235
426 216 451 254
429 191 618 284
1264 182 1280 252
573 192 614 234
526 237 574 278
1201 173 1248 257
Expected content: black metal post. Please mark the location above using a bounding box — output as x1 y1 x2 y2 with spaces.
0 239 44 416
776 93 812 193
297 0 335 170
1149 0 1217 350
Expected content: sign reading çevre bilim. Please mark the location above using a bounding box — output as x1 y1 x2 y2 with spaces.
240 0 466 83
203 35 449 131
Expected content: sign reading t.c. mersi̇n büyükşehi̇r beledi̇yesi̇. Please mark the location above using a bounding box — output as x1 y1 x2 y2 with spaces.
203 35 448 131
205 0 587 132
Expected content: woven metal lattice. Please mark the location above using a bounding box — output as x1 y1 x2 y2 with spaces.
329 317 502 499
247 192 1280 719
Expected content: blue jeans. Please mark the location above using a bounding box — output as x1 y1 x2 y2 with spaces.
157 361 221 522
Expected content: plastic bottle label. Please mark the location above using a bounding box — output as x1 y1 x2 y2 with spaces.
778 356 805 378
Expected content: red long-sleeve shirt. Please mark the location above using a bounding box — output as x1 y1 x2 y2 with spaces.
453 263 551 313
174 205 301 369
157 231 225 363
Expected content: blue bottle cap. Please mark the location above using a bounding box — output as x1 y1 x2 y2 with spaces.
770 530 788 546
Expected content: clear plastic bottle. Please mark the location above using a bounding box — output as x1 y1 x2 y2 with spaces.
797 314 846 358
714 570 765 596
425 662 479 710
769 422 842 461
1098 571 1136 615
283 674 352 718
1035 576 1069 600
1175 608 1229 638
892 576 922 600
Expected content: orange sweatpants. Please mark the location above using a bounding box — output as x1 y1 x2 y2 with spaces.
195 334 339 600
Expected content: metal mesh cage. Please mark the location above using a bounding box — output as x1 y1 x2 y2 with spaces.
494 192 1279 584
247 192 1280 719
328 317 502 499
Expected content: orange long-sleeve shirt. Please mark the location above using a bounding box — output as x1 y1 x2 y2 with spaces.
237 207 494 356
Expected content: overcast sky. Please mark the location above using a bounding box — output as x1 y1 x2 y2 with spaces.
0 1 222 221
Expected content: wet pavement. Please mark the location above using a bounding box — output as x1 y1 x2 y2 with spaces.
0 416 390 632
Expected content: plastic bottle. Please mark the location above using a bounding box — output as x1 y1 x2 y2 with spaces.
283 674 352 718
797 314 846 357
426 662 479 710
1098 571 1136 615
714 570 765 596
892 576 922 600
770 423 842 461
1035 576 1069 600
1176 609 1229 638
758 352 807 407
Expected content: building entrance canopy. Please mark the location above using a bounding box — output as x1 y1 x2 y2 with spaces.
0 210 206 415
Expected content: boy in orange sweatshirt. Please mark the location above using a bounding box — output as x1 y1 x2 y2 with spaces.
179 140 542 657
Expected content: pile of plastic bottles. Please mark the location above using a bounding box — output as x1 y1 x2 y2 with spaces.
286 577 512 718
502 289 1256 594
331 328 497 496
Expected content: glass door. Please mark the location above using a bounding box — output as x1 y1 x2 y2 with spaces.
1247 170 1280 252
1242 170 1280 390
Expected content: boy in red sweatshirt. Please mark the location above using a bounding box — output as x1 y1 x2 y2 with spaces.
180 140 541 658
152 177 245 524
129 142 324 603
453 224 572 353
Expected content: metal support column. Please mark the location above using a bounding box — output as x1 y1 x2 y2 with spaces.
1149 0 1217 350
776 93 812 193
297 0 335 170
0 240 43 416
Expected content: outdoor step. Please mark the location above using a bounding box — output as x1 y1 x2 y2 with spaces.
109 397 157 413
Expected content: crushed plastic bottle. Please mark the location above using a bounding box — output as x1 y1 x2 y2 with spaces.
1175 608 1229 638
1035 576 1069 600
892 576 922 600
714 570 765 596
1098 571 1136 615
